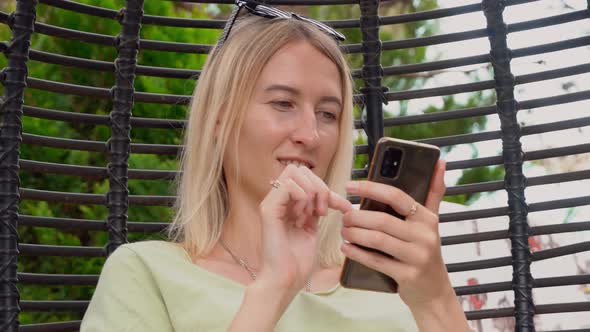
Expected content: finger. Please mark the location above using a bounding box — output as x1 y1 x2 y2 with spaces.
306 213 320 233
340 242 409 282
280 164 315 217
299 166 330 216
328 191 353 214
342 209 414 242
271 178 307 218
424 159 446 215
340 226 414 262
346 180 417 218
284 178 308 218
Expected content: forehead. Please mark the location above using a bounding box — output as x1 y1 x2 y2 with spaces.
254 41 342 98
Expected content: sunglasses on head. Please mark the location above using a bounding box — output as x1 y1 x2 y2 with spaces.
214 0 346 56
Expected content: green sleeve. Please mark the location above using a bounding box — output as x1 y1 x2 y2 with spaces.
80 245 174 332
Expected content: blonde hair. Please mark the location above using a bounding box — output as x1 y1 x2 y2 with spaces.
167 15 355 268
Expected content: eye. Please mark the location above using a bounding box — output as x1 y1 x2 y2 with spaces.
271 100 294 110
317 110 338 121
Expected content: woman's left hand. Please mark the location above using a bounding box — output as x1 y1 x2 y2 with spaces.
340 160 454 310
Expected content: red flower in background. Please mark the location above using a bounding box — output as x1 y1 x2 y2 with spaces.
529 236 542 252
467 277 487 310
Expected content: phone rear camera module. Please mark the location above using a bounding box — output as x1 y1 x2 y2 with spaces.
380 147 402 178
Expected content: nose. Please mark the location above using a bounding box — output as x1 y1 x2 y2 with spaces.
291 108 320 149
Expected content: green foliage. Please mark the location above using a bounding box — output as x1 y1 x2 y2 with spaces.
445 166 505 205
3 0 217 324
314 1 502 196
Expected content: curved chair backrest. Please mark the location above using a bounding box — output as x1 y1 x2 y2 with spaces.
1 0 589 331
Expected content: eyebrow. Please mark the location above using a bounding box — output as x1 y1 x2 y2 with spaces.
264 84 342 110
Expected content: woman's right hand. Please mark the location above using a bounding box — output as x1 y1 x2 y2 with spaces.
255 163 352 293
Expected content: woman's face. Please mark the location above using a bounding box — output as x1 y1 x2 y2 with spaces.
223 40 343 201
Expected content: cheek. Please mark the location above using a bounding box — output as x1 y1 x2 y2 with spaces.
318 126 340 172
320 124 340 150
251 121 285 146
240 116 286 157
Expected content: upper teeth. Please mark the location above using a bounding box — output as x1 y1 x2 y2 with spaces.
280 159 311 168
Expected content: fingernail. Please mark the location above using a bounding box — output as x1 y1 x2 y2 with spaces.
346 181 359 192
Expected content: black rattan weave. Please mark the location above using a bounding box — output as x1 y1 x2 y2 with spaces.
1 0 589 331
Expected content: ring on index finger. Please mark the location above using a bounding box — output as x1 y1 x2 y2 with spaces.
408 202 418 217
270 179 281 189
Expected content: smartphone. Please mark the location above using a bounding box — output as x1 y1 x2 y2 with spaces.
340 137 441 293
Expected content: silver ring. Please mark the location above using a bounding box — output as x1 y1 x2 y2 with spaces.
270 179 281 189
408 202 418 216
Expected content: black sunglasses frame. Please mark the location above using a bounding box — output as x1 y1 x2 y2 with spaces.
213 0 346 57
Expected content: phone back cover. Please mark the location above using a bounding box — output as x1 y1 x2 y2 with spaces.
340 138 440 293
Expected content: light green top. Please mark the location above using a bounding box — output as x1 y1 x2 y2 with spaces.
81 240 418 332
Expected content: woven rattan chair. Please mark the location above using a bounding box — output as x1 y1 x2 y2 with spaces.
1 0 589 331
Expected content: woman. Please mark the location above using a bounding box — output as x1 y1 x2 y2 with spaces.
81 2 470 331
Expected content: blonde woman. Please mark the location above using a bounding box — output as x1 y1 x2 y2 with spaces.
81 1 470 331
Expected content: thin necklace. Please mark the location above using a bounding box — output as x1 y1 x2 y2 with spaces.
219 238 312 292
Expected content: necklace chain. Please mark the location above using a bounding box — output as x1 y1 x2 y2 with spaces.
219 238 312 292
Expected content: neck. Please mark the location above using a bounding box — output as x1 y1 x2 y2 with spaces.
220 184 265 269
